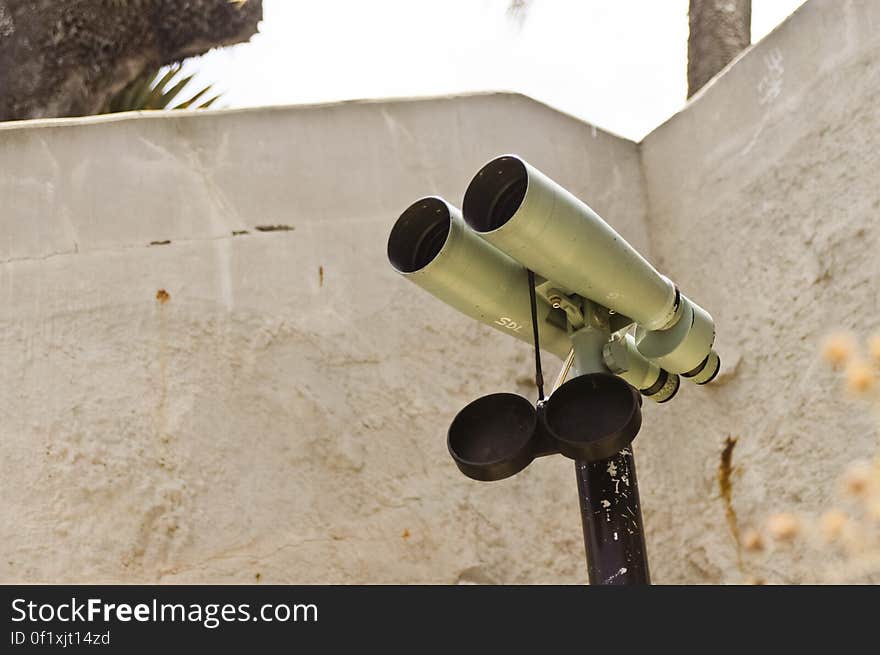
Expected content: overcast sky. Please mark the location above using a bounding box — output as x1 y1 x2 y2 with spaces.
186 0 807 140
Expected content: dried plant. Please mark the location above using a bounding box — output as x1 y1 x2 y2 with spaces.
742 332 880 583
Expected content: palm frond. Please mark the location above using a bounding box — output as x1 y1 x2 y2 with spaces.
104 63 222 113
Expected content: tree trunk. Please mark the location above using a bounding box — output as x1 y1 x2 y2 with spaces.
687 0 751 98
0 0 262 122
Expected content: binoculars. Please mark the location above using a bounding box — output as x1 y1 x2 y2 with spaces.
387 154 719 480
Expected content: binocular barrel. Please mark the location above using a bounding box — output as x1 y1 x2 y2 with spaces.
462 154 719 378
462 155 677 331
387 196 572 359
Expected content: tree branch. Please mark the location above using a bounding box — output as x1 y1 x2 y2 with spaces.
0 0 262 121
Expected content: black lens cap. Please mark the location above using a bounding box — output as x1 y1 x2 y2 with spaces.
447 393 537 481
542 373 642 462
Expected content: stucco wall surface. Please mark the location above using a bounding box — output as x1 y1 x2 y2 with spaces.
639 0 880 583
0 94 650 583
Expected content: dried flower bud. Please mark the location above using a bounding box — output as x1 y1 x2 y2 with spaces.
845 361 875 394
842 460 875 497
819 510 848 541
742 529 764 552
766 513 800 541
822 333 855 369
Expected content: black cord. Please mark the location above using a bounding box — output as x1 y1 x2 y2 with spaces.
527 269 545 401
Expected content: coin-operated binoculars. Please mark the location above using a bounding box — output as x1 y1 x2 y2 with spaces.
387 155 719 585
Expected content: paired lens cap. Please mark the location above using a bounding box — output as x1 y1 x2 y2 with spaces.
447 373 642 482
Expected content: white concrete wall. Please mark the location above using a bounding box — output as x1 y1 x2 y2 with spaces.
639 0 880 583
3 0 878 584
0 94 649 583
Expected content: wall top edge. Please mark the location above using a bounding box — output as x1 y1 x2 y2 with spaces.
0 89 632 143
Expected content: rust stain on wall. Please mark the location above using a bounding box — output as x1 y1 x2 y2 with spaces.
718 435 743 572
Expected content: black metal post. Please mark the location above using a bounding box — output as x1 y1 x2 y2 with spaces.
575 447 650 585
